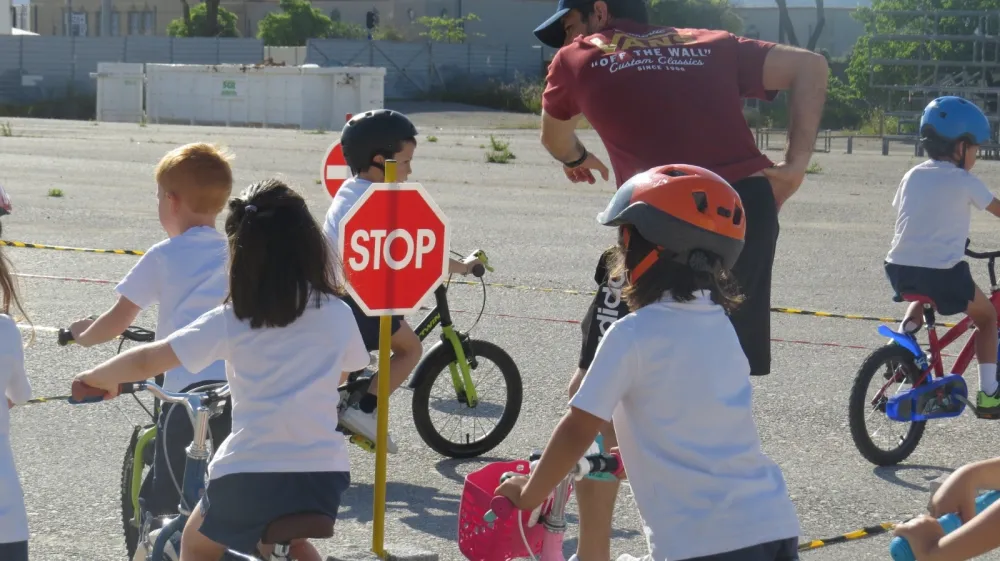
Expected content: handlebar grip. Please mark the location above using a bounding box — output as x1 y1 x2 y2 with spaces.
58 328 75 346
889 490 1000 561
487 495 515 521
471 263 486 278
69 379 107 404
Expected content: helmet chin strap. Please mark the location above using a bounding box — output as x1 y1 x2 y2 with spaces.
623 226 662 282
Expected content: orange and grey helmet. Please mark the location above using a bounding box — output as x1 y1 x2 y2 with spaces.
596 164 746 280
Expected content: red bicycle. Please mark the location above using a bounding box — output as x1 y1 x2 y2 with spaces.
848 239 1000 466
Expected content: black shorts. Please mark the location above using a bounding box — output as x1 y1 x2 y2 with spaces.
0 541 28 561
342 295 402 352
199 471 350 554
140 380 232 516
578 176 780 376
885 260 976 316
683 537 798 561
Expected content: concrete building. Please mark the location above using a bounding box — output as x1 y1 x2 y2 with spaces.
733 4 866 58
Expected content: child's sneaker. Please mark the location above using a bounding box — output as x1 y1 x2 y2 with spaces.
976 390 1000 417
340 404 398 453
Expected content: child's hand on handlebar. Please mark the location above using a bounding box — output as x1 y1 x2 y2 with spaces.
69 317 94 344
609 446 628 480
72 373 119 400
892 515 944 560
495 474 537 510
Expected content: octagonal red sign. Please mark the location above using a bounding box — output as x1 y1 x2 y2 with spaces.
338 182 450 316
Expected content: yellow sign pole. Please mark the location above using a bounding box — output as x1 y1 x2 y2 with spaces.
372 159 396 559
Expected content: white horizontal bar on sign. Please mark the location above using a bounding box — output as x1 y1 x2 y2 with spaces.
326 165 350 180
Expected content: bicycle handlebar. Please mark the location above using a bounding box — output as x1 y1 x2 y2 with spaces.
964 239 1000 286
469 249 494 279
487 452 624 521
70 379 231 410
57 319 155 346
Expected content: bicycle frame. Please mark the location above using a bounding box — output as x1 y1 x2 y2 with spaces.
409 283 480 407
917 288 1000 381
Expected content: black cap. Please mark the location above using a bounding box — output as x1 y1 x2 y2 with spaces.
534 0 593 49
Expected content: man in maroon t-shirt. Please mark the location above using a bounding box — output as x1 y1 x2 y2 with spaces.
529 1 829 560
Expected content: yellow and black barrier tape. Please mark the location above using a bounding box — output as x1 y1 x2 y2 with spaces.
0 239 960 327
798 522 896 551
0 240 145 255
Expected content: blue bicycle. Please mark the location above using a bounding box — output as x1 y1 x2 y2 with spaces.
71 380 334 561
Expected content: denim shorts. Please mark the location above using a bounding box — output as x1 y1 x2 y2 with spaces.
199 471 350 555
0 541 28 561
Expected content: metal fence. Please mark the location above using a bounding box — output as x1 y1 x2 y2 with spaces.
0 36 549 108
0 36 265 105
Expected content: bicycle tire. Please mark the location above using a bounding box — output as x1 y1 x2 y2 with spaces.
121 425 142 560
411 339 522 458
848 344 927 466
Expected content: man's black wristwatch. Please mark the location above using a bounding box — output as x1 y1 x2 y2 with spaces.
564 148 588 168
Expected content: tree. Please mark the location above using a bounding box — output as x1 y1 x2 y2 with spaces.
773 0 825 51
416 13 483 43
257 0 366 46
647 0 743 33
846 0 998 105
167 3 239 37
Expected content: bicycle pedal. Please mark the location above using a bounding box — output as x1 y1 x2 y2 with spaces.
886 374 968 422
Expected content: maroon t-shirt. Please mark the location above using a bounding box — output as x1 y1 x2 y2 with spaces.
542 21 778 188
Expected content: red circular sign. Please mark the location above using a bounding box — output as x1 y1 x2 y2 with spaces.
322 141 349 198
339 183 449 315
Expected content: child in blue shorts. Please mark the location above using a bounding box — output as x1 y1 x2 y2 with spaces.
74 179 369 560
883 96 1000 415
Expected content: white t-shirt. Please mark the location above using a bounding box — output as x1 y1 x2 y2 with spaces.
165 293 370 480
886 160 996 269
322 177 373 283
570 292 800 561
116 226 229 392
0 314 30 543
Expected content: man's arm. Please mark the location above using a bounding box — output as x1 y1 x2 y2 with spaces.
540 110 587 164
761 44 829 169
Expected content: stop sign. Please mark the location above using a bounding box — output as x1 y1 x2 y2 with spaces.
338 182 450 316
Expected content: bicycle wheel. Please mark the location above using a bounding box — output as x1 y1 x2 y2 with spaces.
848 344 927 466
121 423 155 560
411 339 522 458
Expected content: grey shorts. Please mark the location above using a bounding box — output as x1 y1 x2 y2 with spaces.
199 471 350 555
681 537 799 561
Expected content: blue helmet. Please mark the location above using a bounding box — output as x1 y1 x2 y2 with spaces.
920 96 992 145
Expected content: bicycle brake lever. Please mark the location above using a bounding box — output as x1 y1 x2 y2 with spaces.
472 249 494 272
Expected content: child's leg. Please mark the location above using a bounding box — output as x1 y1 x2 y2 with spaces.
257 539 323 561
900 301 924 334
967 286 1000 405
179 502 227 561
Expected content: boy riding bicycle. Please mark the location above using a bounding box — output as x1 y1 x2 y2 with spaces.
495 165 800 561
322 109 481 452
883 96 1000 415
69 142 234 518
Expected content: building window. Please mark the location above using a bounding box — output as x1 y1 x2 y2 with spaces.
143 10 155 35
96 10 121 36
64 10 88 36
128 11 141 35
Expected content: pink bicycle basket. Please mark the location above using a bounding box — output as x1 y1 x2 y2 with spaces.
458 459 564 561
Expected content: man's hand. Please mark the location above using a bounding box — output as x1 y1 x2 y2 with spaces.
563 153 610 185
762 161 808 212
892 515 945 561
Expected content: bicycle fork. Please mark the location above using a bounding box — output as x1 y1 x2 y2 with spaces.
442 327 480 407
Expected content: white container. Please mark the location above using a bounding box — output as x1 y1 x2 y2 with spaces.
90 62 145 123
144 64 385 130
0 0 11 35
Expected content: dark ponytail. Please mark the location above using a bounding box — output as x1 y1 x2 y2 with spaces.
224 179 345 328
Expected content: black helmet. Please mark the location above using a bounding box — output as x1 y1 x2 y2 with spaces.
340 109 418 174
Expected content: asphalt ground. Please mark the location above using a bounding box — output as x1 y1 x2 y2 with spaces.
2 103 1000 561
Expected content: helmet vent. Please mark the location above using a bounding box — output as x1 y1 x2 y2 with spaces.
692 191 708 213
716 206 732 218
733 206 743 225
665 169 689 177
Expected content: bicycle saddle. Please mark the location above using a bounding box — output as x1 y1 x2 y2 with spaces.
262 512 336 544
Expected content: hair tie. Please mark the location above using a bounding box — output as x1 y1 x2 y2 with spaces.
245 204 257 213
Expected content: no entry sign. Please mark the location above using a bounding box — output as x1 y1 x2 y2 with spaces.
322 141 350 198
338 182 449 316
